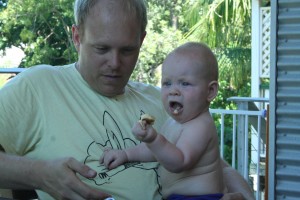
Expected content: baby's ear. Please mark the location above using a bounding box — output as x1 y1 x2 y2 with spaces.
207 81 219 102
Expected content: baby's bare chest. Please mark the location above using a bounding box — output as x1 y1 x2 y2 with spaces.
161 122 183 144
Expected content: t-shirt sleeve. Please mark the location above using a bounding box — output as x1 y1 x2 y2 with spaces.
0 73 43 155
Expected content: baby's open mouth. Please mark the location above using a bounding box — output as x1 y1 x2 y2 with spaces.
169 101 183 114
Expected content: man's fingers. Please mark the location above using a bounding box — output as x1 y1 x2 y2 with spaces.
221 193 245 200
66 158 111 199
68 158 97 178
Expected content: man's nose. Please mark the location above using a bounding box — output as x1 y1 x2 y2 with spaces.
109 51 121 69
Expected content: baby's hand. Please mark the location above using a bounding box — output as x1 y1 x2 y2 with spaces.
132 121 149 140
100 149 128 170
132 115 157 143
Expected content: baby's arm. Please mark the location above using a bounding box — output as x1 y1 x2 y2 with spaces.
132 117 212 173
100 143 156 170
100 115 158 169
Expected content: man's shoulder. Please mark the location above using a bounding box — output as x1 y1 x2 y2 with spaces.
127 81 161 95
22 63 73 76
2 63 76 93
12 63 75 85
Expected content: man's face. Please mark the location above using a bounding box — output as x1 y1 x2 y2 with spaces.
72 1 146 97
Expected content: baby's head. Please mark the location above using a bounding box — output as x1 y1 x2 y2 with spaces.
168 42 218 82
161 42 219 123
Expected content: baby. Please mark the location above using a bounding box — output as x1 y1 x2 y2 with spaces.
100 42 227 200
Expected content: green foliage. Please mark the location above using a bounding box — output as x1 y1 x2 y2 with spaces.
132 0 187 85
0 0 7 11
183 0 251 93
0 0 76 67
0 0 186 85
133 27 184 85
184 0 251 48
0 0 252 90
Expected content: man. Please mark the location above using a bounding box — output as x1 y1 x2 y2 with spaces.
0 0 254 199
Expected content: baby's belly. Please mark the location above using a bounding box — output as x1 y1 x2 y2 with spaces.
159 165 225 198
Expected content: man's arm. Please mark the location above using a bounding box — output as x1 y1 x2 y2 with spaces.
0 152 111 200
221 160 255 200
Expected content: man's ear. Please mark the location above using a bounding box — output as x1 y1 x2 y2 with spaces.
140 31 147 47
207 81 219 102
72 25 81 52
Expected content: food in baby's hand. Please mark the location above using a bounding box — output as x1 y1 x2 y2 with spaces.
139 114 155 129
140 114 155 124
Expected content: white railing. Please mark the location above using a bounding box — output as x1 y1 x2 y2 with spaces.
210 97 269 200
0 68 24 73
0 68 25 87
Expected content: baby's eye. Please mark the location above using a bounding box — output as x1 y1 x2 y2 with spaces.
162 81 171 87
181 82 190 86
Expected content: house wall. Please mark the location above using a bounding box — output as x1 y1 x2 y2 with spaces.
251 0 261 99
269 0 300 199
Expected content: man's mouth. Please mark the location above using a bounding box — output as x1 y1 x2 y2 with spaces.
102 74 121 81
104 74 120 78
169 101 183 115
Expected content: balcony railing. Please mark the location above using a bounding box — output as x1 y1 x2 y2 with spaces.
211 97 269 200
0 68 269 200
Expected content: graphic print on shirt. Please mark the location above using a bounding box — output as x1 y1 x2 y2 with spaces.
84 110 161 192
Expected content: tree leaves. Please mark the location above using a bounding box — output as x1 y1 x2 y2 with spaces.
183 0 251 94
0 0 252 93
0 0 75 66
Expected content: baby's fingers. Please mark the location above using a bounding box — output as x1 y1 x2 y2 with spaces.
102 156 113 168
99 148 112 165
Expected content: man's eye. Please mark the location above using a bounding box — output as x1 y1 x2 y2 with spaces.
121 48 135 55
96 47 108 53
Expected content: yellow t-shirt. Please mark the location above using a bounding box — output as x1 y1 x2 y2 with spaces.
0 63 168 200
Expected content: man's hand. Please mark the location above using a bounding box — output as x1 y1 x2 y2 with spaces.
221 160 255 200
221 192 246 200
38 157 111 200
